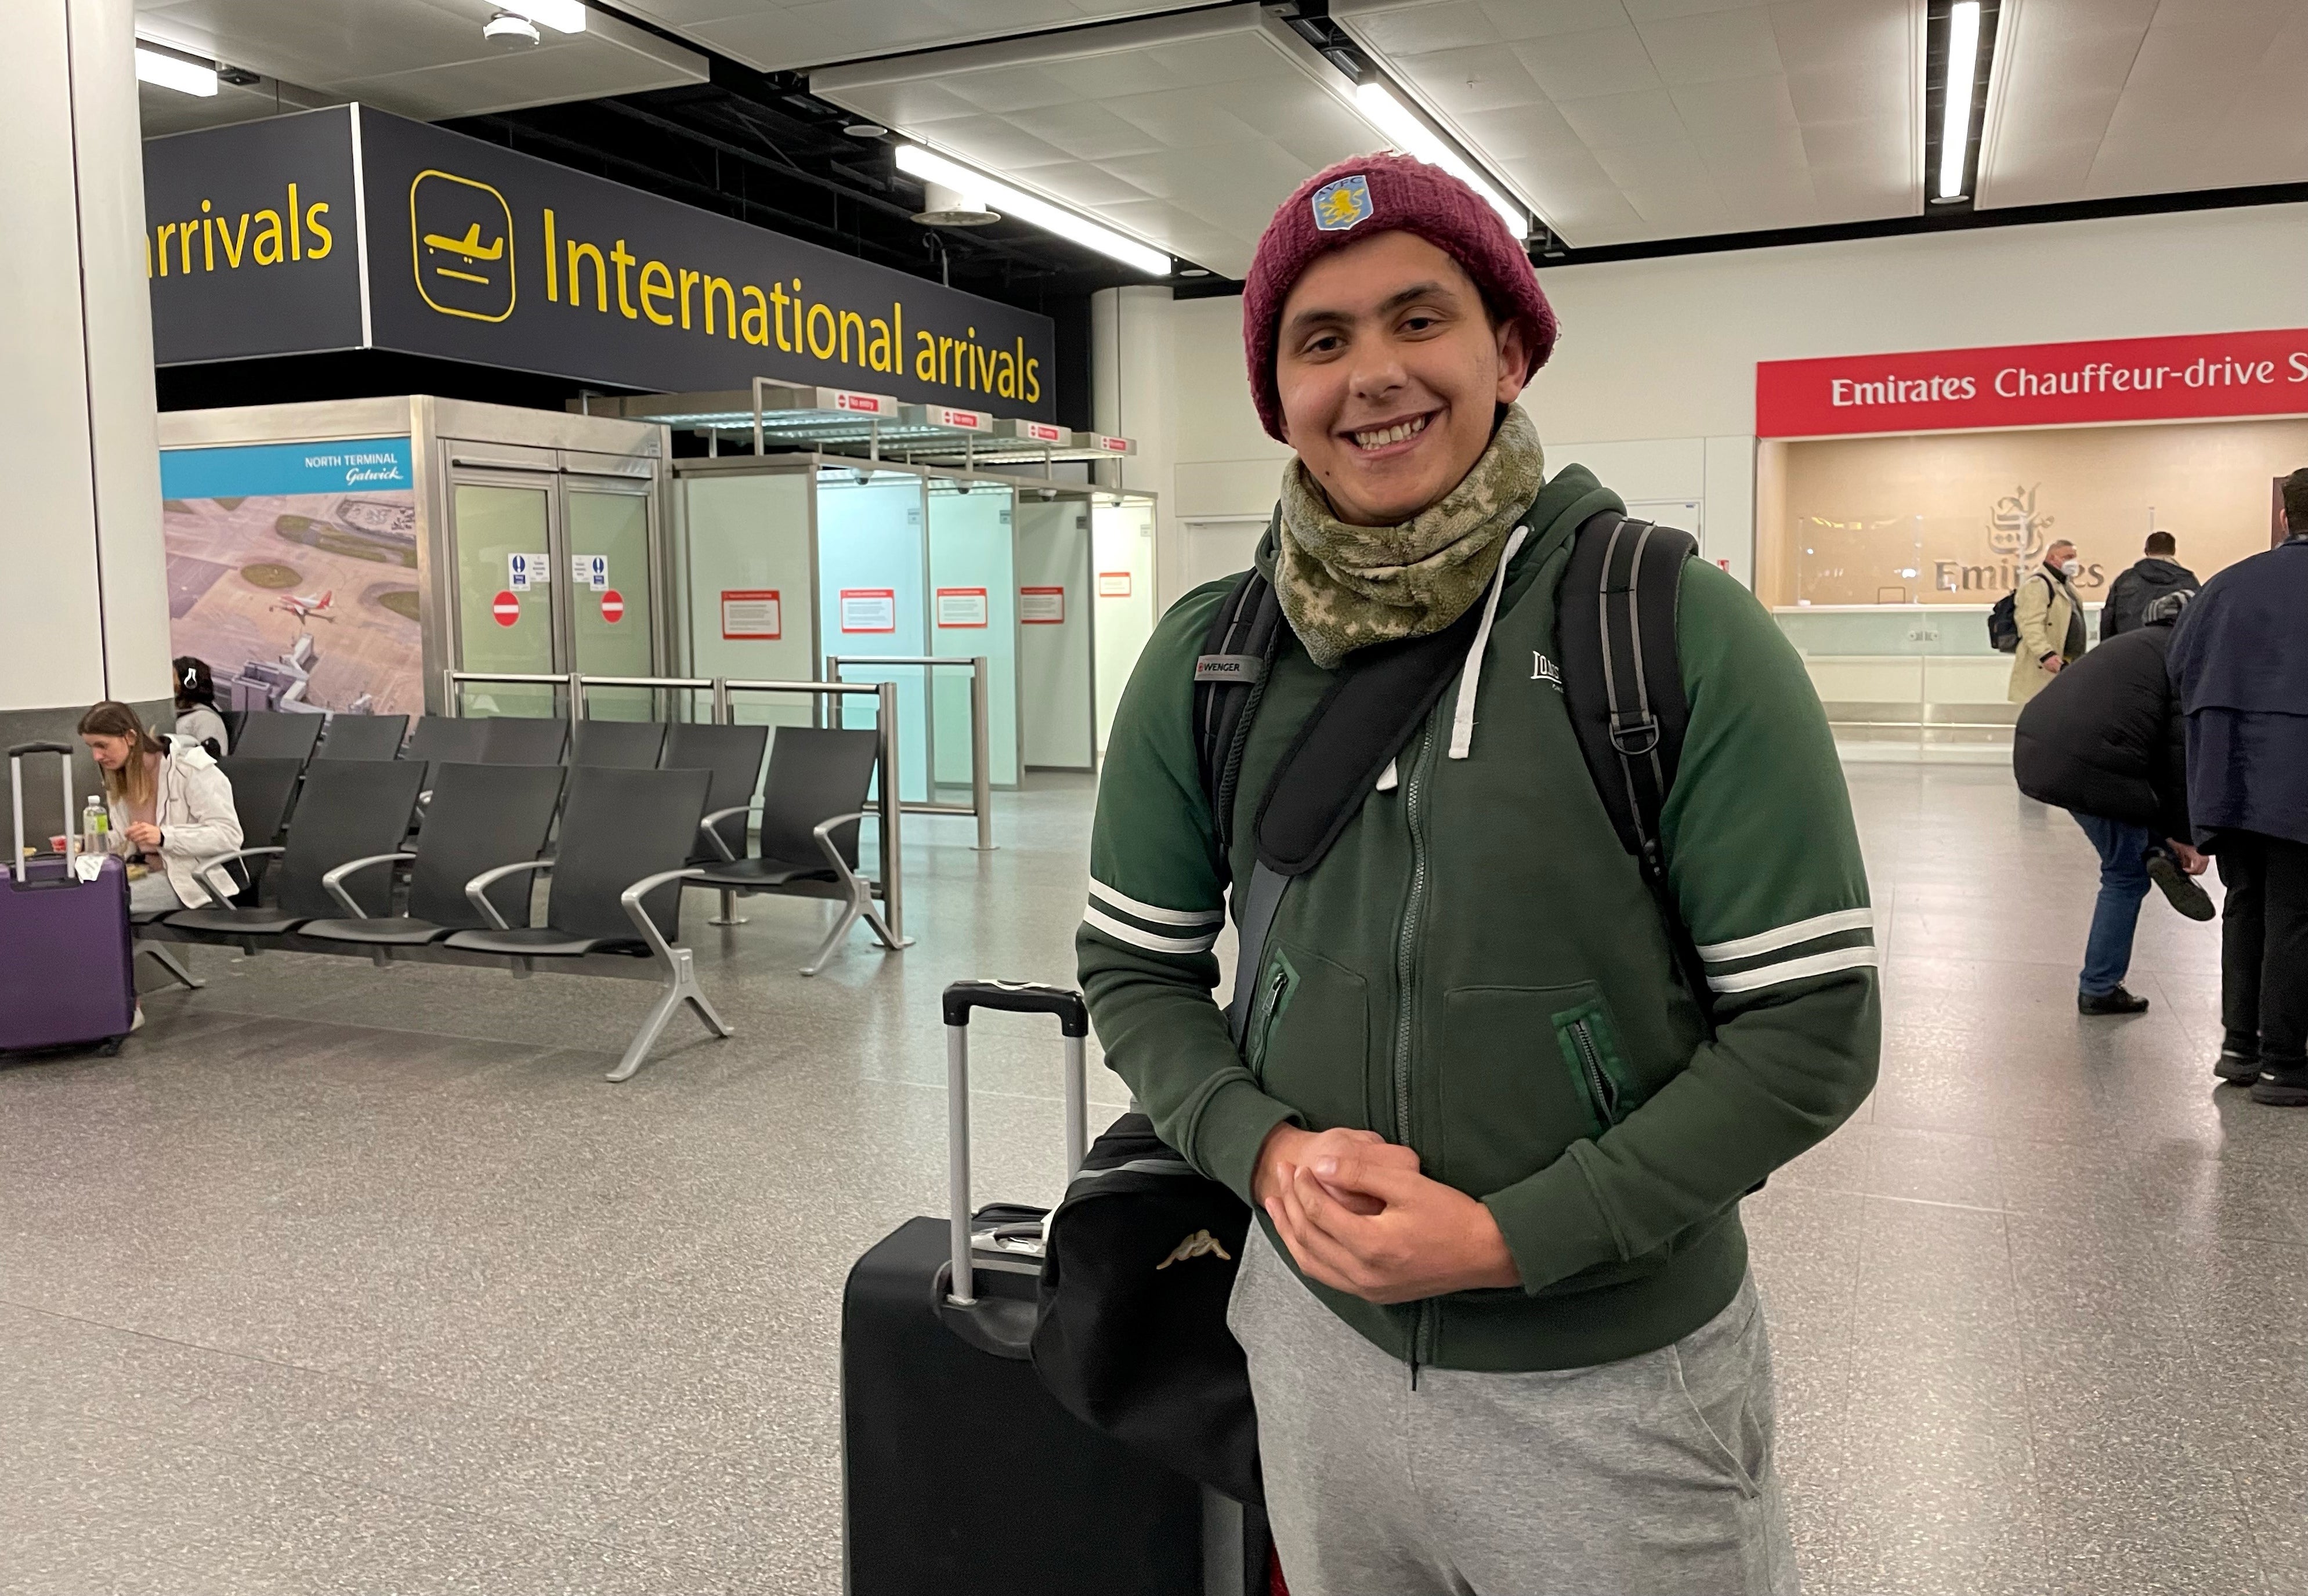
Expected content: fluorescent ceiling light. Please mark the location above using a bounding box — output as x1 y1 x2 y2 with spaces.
895 143 1171 277
1354 82 1526 237
135 45 218 97
1937 0 1981 201
501 0 586 34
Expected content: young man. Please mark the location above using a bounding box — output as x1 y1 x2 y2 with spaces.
1078 154 1879 1594
2168 468 2308 1105
2009 538 2086 704
2100 531 2197 641
2013 589 2213 1015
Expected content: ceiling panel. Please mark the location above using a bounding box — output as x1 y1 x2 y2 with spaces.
1980 0 2308 210
133 0 705 123
1337 0 1919 246
813 12 1395 277
616 0 1216 75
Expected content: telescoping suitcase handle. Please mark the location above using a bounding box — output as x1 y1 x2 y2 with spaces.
8 741 81 890
942 979 1090 1309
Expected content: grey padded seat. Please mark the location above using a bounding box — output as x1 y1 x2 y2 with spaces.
229 710 324 764
571 719 668 769
688 726 902 975
404 715 489 767
479 716 569 765
315 714 408 760
164 760 424 939
299 763 565 948
661 721 769 864
132 750 310 991
692 726 878 889
444 765 710 960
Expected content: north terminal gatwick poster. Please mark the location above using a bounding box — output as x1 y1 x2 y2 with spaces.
158 438 423 719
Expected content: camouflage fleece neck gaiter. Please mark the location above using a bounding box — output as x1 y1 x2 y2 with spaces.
1274 405 1546 671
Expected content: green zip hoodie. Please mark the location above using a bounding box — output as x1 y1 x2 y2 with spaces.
1076 465 1879 1372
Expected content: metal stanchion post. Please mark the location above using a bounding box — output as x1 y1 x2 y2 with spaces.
877 679 904 942
969 656 994 852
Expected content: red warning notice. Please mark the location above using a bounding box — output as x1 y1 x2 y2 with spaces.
491 590 520 627
600 589 625 624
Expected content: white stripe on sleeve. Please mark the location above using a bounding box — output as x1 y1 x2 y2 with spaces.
1706 944 1880 994
1695 907 1877 965
1087 879 1224 928
1082 905 1221 956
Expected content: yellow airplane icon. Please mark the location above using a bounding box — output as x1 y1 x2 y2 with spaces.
423 222 504 284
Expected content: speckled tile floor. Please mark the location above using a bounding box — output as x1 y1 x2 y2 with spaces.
2 763 2302 1595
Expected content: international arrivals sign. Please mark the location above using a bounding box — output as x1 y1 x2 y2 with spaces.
143 106 1058 419
1756 328 2308 439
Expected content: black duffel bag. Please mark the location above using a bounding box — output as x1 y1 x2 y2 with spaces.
1030 1111 1262 1508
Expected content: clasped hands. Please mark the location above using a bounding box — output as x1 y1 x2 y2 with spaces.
1251 1123 1520 1305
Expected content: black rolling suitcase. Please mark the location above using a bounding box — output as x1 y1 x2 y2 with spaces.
841 980 1203 1596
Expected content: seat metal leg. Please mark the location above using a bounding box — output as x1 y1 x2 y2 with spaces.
800 896 865 978
708 887 748 927
609 947 732 1082
139 942 205 991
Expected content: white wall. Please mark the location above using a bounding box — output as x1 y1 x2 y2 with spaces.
0 0 169 714
1150 202 2308 592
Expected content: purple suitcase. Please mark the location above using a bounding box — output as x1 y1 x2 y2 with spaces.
2 742 137 1054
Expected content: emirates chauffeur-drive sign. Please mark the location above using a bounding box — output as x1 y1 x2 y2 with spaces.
143 106 1058 419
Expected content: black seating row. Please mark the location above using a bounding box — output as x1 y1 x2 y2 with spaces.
139 727 900 1079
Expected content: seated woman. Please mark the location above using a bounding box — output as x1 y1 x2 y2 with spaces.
77 700 242 915
172 657 229 757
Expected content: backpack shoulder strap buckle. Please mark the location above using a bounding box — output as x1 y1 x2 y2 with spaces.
1608 713 1660 757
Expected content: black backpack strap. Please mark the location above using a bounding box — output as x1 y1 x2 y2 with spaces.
1558 510 1714 1029
1195 567 1288 857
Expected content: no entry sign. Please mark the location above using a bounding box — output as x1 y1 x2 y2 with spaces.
491 590 519 627
600 589 625 623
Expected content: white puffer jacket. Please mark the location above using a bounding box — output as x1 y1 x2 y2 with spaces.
104 737 243 908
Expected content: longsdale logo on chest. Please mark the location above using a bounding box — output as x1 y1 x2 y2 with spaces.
1532 652 1563 691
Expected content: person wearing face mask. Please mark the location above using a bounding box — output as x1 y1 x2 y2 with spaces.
2009 539 2088 704
1078 154 1877 1594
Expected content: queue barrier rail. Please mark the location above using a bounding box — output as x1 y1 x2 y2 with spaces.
821 655 995 854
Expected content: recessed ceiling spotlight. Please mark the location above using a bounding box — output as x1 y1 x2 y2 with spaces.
1176 267 1211 278
483 10 542 48
844 122 889 139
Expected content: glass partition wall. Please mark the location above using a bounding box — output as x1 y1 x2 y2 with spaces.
671 455 1154 790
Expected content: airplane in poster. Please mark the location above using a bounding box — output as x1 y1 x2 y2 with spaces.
272 589 337 625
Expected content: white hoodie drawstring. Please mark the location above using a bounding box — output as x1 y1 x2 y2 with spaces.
1448 526 1528 761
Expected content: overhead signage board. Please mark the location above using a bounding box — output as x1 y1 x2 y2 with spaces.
144 106 1059 419
1757 328 2308 439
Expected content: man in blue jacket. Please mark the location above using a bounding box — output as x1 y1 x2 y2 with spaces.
2166 468 2308 1104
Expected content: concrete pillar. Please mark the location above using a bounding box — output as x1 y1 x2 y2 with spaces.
1090 285 1181 612
2 0 171 838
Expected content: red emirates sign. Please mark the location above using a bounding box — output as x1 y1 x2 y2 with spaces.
1756 328 2308 439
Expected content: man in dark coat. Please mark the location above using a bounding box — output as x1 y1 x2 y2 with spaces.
2016 590 2212 1016
2167 469 2308 1104
2101 531 2200 641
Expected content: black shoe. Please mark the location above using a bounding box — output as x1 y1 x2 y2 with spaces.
2215 1051 2263 1085
2079 986 2151 1015
2249 1063 2308 1106
2146 852 2216 921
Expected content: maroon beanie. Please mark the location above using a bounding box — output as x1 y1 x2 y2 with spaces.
1242 151 1557 443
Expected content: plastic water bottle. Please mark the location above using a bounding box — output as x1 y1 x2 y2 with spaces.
82 796 107 856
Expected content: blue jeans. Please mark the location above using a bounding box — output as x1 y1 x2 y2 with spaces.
2072 812 2153 996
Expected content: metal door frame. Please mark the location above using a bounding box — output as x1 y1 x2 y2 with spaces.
443 462 571 715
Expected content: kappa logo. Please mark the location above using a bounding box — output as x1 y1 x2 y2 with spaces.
1156 1229 1234 1270
1310 175 1374 233
1531 652 1563 690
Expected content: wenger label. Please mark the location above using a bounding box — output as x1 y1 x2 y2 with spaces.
1757 328 2308 438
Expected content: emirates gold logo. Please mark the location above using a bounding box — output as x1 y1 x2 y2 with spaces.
1156 1229 1233 1270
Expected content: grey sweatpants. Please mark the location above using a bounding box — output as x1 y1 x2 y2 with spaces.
1228 1226 1796 1596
